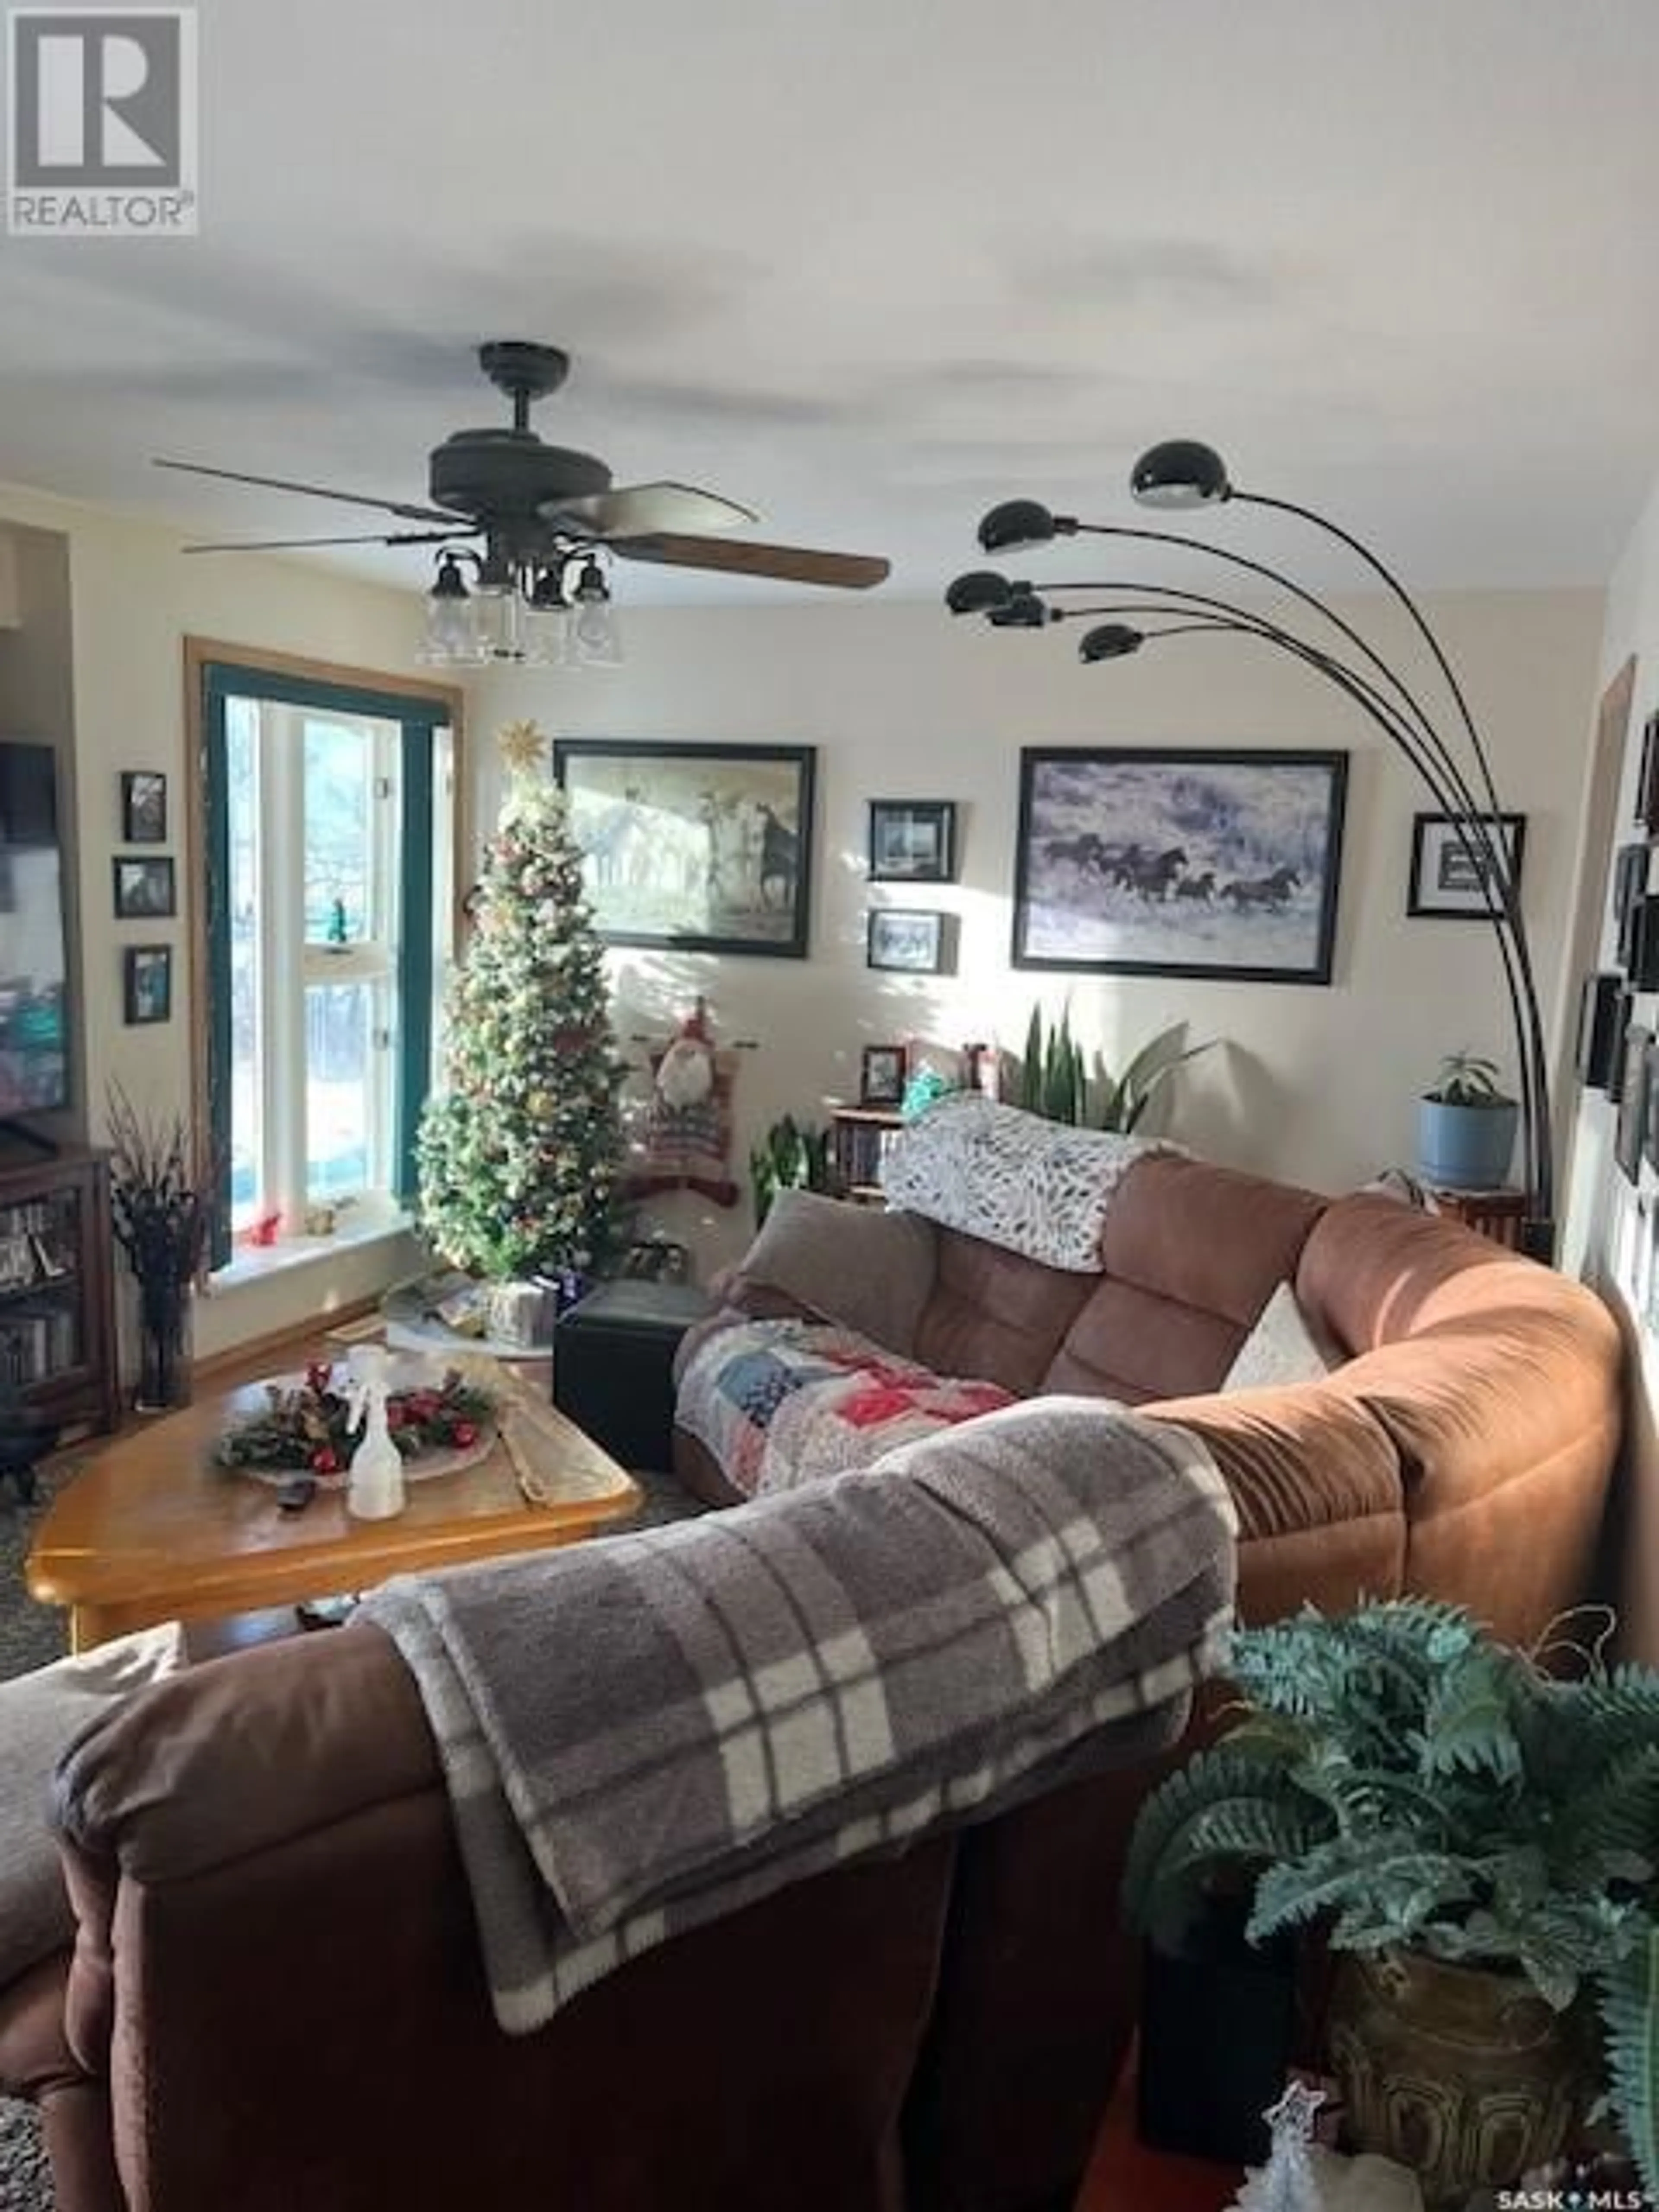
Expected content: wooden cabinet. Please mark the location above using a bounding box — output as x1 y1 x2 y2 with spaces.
830 1106 906 1205
0 1145 119 1438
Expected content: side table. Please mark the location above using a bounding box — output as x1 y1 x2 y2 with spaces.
1423 1185 1526 1249
551 1279 714 1473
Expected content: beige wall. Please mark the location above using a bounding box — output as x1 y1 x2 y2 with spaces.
0 486 434 1363
473 587 1604 1278
1561 467 1659 1664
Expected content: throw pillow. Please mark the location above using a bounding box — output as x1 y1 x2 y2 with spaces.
0 1620 185 1987
1222 1281 1343 1392
720 1190 938 1356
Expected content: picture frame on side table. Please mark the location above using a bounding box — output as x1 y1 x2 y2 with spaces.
123 944 172 1025
112 856 176 919
867 908 948 974
859 1044 908 1107
867 800 957 884
120 770 168 844
1407 813 1526 920
1012 747 1348 984
553 739 815 958
1616 1024 1652 1183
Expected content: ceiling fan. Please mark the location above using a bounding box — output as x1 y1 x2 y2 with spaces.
156 339 892 666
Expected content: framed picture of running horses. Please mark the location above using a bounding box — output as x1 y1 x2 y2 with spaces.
1011 747 1349 985
553 740 816 957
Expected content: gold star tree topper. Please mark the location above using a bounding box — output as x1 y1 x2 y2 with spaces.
499 719 549 779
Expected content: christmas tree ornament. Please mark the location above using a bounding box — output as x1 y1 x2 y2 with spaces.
1227 2083 1423 2212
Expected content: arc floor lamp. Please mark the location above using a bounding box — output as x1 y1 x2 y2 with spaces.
946 440 1554 1262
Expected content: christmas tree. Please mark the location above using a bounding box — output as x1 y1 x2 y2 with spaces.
417 721 624 1281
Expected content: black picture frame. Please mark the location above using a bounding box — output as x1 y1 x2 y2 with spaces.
866 908 948 974
1639 713 1659 834
1406 813 1527 920
867 800 957 884
1011 747 1348 984
553 740 815 958
111 855 176 920
1577 971 1624 1089
120 770 168 844
1615 842 1650 968
1607 989 1637 1103
859 1044 908 1107
123 944 172 1025
1617 1025 1652 1182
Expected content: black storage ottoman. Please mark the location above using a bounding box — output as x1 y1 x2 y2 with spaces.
551 1280 715 1473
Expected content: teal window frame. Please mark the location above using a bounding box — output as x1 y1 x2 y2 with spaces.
200 660 451 1269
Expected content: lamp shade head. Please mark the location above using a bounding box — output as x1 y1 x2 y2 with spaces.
1130 440 1231 510
945 569 1016 616
1078 622 1146 664
978 499 1058 554
988 590 1048 629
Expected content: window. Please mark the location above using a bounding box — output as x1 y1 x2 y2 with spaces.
199 658 458 1270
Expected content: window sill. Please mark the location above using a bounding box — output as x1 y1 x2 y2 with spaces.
210 1210 415 1294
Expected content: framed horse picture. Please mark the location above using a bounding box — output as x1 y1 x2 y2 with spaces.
553 741 816 957
1011 747 1349 984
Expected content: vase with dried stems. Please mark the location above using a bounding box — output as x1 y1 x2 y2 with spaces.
106 1085 212 1413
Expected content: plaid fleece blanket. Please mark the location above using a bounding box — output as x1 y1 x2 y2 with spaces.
363 1397 1236 2034
677 1315 1015 1497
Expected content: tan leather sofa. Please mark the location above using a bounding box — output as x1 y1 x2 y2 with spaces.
0 1158 1622 2212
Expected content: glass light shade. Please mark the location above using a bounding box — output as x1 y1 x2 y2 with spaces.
978 499 1058 554
1130 440 1230 509
473 585 526 662
418 587 484 666
518 599 570 667
570 560 622 667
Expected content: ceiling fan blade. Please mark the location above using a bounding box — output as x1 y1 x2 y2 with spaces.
154 457 464 527
544 481 760 538
613 532 890 590
181 529 471 554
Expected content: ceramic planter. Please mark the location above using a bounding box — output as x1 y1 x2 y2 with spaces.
1325 1949 1588 2209
1417 1097 1519 1190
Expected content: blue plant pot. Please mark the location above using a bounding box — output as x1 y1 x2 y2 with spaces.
1417 1098 1519 1191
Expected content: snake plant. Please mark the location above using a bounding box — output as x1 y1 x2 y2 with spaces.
1017 1004 1213 1132
1121 1600 1659 2195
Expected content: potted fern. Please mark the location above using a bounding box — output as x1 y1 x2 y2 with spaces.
1418 1049 1519 1190
1122 1602 1659 2209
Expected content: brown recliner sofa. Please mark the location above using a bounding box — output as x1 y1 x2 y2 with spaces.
0 1157 1622 2212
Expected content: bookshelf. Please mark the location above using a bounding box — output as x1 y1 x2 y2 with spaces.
830 1106 906 1205
0 1146 119 1437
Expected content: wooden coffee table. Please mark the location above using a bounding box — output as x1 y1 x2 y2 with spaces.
26 1360 642 1651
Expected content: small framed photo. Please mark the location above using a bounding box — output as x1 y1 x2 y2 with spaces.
860 1043 908 1107
1407 813 1526 920
120 770 168 844
112 855 176 920
123 944 172 1025
868 800 957 884
1617 1024 1652 1182
867 907 947 973
1615 842 1650 967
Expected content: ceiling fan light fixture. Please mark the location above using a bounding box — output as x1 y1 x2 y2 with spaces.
419 550 488 666
570 556 623 668
1078 622 1146 663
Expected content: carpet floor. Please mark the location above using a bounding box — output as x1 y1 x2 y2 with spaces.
0 1459 706 2212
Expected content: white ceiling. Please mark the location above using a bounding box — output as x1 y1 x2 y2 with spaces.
3 0 1658 605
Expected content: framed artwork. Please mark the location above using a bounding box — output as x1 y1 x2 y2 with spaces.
867 908 947 974
859 1044 907 1107
1576 971 1623 1090
867 800 957 884
553 740 815 957
120 770 168 844
1607 989 1637 1103
1407 812 1526 920
1616 1024 1652 1183
1644 1041 1659 1174
1615 842 1650 967
1639 712 1659 834
112 855 176 920
123 944 172 1025
1012 747 1348 984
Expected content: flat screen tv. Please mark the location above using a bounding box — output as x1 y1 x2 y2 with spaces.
0 741 69 1114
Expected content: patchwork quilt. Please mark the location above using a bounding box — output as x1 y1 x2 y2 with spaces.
677 1316 1014 1497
